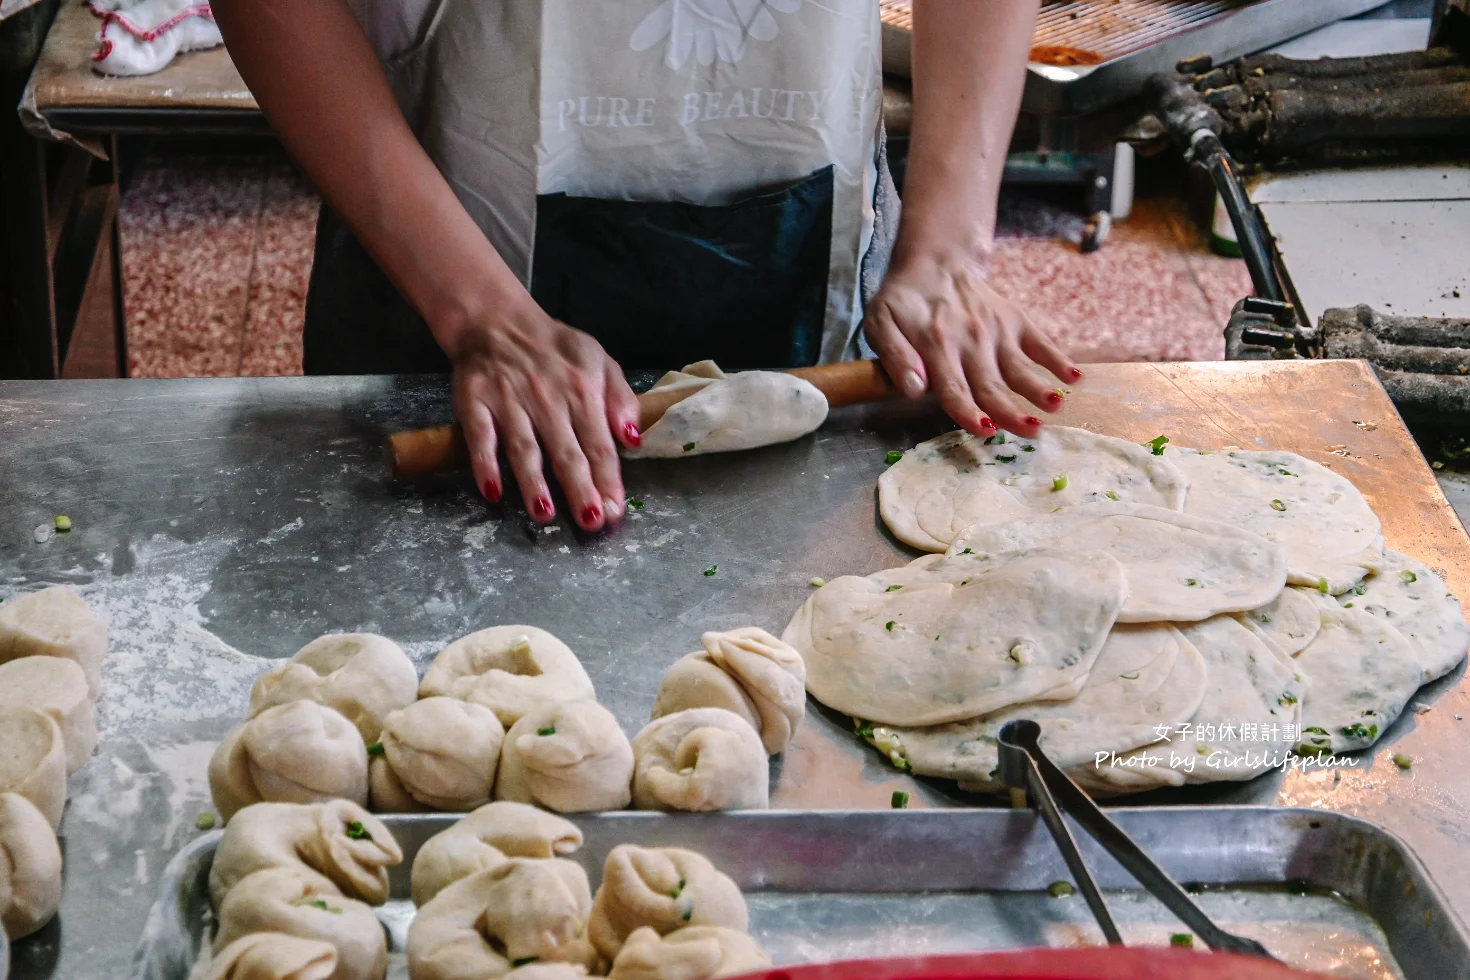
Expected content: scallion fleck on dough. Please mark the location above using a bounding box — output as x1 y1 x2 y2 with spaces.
1401 570 1418 584
885 450 904 465
683 442 696 453
1052 474 1068 492
346 821 372 841
1318 578 1330 595
885 621 896 632
1147 435 1169 455
1048 881 1075 898
1271 498 1287 512
885 584 902 592
537 725 556 736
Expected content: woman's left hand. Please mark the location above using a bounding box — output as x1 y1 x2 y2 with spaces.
863 246 1082 439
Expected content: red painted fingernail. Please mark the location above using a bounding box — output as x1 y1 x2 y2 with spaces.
1026 416 1042 427
980 417 995 430
534 496 554 520
1047 391 1064 407
580 504 603 527
1071 368 1084 380
623 422 642 448
482 478 501 503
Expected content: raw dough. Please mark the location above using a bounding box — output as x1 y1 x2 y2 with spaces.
631 709 769 812
588 845 748 962
507 966 589 980
877 426 1189 552
213 867 387 980
495 700 634 813
785 549 1127 727
1295 607 1423 755
209 800 402 909
623 362 828 459
1340 550 1470 682
205 932 339 980
378 697 505 811
607 926 771 980
1074 616 1304 794
1237 587 1325 656
407 859 598 980
411 801 583 906
367 755 431 814
1167 447 1383 594
948 505 1287 624
873 624 1208 794
0 586 107 699
209 701 369 821
0 655 98 773
0 792 63 940
651 627 805 755
0 707 68 829
250 633 419 743
421 627 596 727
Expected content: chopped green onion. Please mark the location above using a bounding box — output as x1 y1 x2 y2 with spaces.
1104 490 1119 501
1022 445 1036 452
1052 474 1068 492
809 577 827 588
885 450 904 465
885 584 902 592
512 958 541 969
1279 693 1298 706
346 821 372 841
670 878 687 899
1318 578 1330 595
891 756 912 773
995 454 1017 463
196 812 217 831
1120 672 1140 680
1304 727 1328 736
1393 753 1413 770
682 442 696 453
627 497 645 511
1279 469 1294 476
1401 570 1418 584
1171 933 1194 947
537 726 556 736
298 898 342 914
53 515 72 532
1147 435 1170 455
961 548 974 555
703 565 718 576
885 621 896 631
854 719 876 739
891 790 910 809
1271 499 1287 512
681 905 694 922
1340 723 1378 740
366 741 385 757
985 433 1006 446
1048 881 1075 898
1186 578 1198 587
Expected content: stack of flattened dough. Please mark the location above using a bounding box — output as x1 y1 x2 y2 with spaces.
785 426 1469 796
0 586 109 942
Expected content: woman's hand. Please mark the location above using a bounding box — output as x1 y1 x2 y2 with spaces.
446 298 641 532
863 246 1082 439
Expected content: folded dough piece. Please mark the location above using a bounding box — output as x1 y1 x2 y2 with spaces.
0 707 68 830
209 800 402 909
507 966 589 980
377 697 505 811
948 505 1288 624
1237 586 1326 656
213 868 387 980
421 627 595 727
785 549 1127 727
632 709 769 812
209 701 369 821
250 633 419 743
608 926 771 980
0 586 107 699
873 624 1208 794
623 362 829 459
588 845 748 962
367 755 431 814
0 656 98 774
407 859 598 980
411 801 583 907
0 792 63 940
652 628 805 755
496 700 633 813
1167 447 1383 594
205 932 339 980
878 427 1189 552
1342 550 1470 683
1295 607 1423 755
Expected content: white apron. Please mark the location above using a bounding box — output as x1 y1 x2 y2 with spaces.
340 0 896 368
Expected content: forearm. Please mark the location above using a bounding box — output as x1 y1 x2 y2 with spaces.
211 0 529 354
898 0 1040 260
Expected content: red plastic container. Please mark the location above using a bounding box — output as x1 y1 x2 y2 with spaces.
735 949 1333 980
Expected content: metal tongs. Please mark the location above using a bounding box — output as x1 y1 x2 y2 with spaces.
996 719 1278 961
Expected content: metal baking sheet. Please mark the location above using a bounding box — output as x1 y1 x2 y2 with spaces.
879 0 1393 116
133 807 1469 980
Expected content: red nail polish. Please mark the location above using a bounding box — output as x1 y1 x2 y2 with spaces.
1047 391 1064 406
534 496 554 520
623 422 642 448
483 478 501 503
1026 416 1042 427
580 504 603 527
1071 368 1084 380
980 417 995 430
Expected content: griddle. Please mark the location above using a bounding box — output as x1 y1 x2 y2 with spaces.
879 0 1393 116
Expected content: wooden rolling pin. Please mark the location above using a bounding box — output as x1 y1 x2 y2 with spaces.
386 359 898 478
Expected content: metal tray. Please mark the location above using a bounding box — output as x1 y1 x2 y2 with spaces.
131 807 1470 980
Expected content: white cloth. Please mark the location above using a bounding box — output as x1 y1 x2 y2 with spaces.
89 0 222 77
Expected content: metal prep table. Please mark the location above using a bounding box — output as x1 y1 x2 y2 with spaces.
1 360 1469 979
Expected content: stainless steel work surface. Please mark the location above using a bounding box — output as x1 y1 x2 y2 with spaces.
2 360 1469 978
135 808 1468 980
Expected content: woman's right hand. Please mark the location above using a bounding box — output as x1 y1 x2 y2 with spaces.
446 297 642 533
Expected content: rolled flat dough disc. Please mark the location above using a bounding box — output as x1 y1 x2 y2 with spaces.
873 624 1207 793
0 586 107 700
1074 615 1304 795
624 362 828 459
878 426 1189 553
1167 447 1382 594
0 656 98 775
784 548 1127 727
1237 586 1326 657
1339 550 1470 683
1295 606 1423 755
949 504 1287 624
